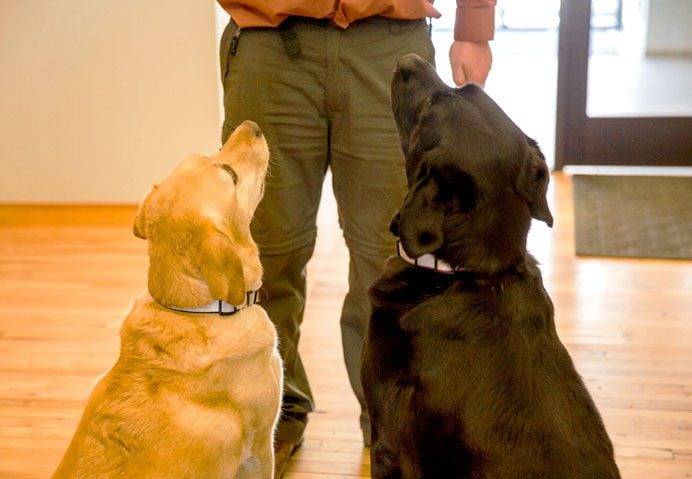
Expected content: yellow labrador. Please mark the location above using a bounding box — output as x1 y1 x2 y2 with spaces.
53 121 282 479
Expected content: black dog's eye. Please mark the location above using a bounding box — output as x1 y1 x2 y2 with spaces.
417 163 428 181
434 165 476 212
218 164 238 184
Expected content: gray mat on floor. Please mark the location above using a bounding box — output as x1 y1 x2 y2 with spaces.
572 175 692 259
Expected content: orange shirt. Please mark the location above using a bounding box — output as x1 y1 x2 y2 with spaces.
218 0 497 42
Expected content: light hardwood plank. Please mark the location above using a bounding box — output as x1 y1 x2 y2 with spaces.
1 173 691 478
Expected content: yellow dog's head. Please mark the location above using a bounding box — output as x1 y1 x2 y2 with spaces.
133 121 269 307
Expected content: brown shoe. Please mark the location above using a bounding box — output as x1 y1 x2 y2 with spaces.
274 439 302 478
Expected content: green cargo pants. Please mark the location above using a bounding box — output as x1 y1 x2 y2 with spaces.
220 15 434 445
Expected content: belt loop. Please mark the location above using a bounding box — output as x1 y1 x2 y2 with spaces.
279 18 302 57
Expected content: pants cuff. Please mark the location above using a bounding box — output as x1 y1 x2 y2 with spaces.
275 413 308 445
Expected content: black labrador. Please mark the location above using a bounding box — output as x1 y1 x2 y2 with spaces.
361 54 620 479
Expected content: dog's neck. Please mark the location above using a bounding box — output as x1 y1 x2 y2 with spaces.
146 238 263 310
148 265 217 308
157 291 259 316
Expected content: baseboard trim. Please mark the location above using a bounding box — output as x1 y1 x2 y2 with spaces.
0 204 138 226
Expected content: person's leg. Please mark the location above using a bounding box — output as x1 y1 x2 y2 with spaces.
328 18 436 445
220 19 330 445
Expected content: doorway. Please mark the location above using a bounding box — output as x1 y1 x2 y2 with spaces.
555 0 692 169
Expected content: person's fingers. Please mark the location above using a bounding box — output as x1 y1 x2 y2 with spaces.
465 64 488 87
449 43 467 86
452 64 467 87
463 53 490 87
449 41 492 88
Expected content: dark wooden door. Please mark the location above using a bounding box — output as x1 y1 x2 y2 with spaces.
555 0 692 169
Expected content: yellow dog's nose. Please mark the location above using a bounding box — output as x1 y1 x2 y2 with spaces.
239 120 263 138
220 120 268 157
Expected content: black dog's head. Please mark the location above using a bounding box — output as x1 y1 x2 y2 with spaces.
390 54 552 275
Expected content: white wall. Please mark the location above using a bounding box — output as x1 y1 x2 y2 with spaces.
646 0 692 55
0 1 223 203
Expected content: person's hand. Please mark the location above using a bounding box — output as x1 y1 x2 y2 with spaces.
449 41 492 88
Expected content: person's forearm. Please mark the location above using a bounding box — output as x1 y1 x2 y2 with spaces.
454 0 497 43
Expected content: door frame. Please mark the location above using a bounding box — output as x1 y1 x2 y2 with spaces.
554 0 692 170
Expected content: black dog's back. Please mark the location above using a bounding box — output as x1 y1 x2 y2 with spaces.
363 257 619 478
361 53 619 478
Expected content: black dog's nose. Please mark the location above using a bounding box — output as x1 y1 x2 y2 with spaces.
396 53 426 76
398 67 413 81
393 66 412 81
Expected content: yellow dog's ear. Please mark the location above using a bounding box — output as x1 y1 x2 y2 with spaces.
197 226 246 306
133 185 159 239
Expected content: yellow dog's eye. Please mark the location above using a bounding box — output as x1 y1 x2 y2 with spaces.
218 164 238 184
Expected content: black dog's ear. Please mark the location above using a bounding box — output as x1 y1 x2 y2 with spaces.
516 138 553 227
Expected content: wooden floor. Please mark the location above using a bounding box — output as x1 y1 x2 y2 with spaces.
1 173 691 478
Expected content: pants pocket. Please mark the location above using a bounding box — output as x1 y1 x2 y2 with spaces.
219 19 239 84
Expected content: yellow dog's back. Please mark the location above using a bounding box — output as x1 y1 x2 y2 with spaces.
53 298 282 479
